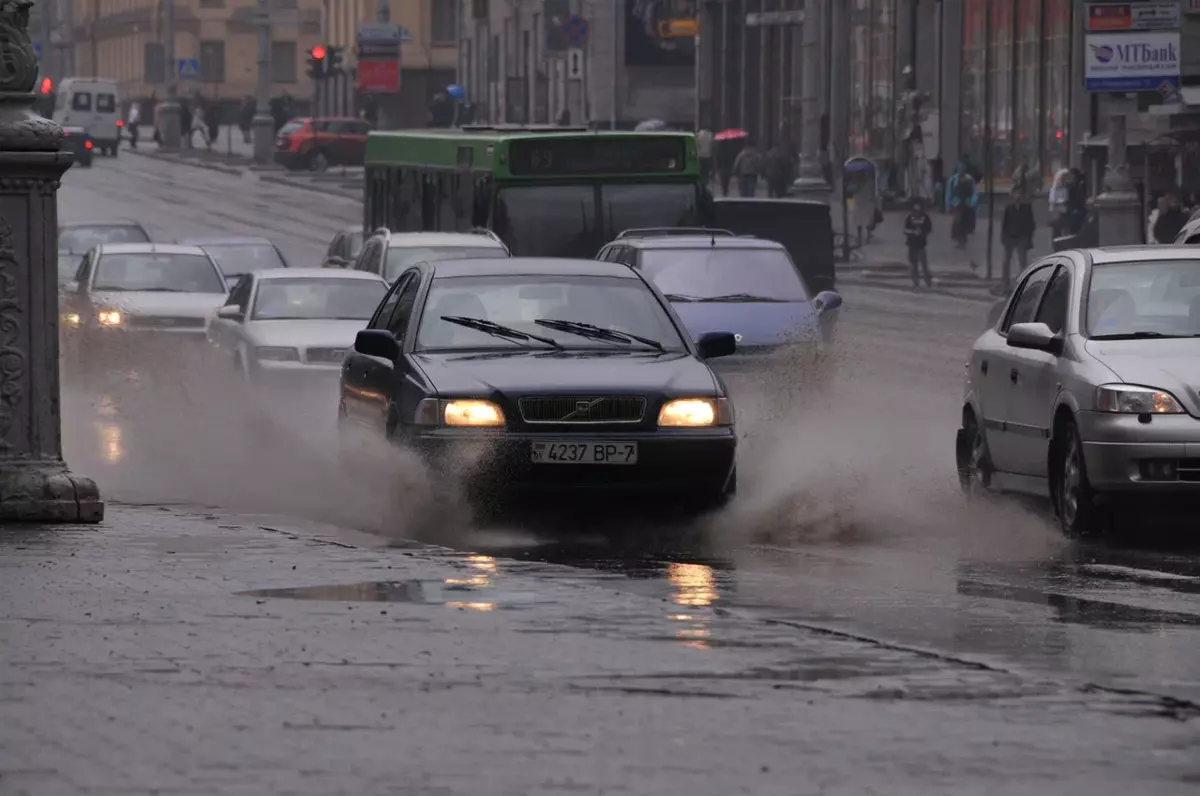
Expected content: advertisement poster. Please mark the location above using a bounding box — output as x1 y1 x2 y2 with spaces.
625 0 696 67
1085 30 1180 92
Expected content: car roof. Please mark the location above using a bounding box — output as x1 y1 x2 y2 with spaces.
1085 245 1200 264
384 232 506 248
431 257 638 279
618 235 786 250
255 268 384 282
60 220 146 229
95 243 208 256
179 237 274 246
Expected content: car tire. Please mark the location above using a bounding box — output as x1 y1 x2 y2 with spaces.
957 415 992 495
683 467 737 515
1055 419 1102 538
307 149 330 171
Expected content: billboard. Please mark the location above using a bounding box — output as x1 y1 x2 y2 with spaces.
625 0 696 67
1085 30 1180 92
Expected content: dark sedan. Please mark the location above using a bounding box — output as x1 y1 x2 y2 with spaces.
338 257 739 513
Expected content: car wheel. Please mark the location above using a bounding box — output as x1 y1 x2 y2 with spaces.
307 149 329 171
1055 419 1102 538
957 415 992 495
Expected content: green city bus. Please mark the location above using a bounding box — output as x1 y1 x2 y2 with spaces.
362 126 835 290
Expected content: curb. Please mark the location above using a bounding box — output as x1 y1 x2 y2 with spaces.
256 172 361 200
126 148 247 176
836 275 999 304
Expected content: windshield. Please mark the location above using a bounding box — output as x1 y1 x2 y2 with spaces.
493 183 699 258
416 274 684 351
59 225 149 252
384 245 506 282
1087 260 1200 337
639 248 810 301
92 253 226 293
252 278 387 321
58 253 82 284
203 244 286 277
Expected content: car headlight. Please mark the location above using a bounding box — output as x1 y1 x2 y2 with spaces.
657 397 734 427
63 312 81 326
1095 384 1185 414
255 346 299 362
97 309 122 326
443 399 506 427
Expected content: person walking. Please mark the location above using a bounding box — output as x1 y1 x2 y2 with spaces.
697 128 714 188
732 140 764 198
179 98 193 149
1153 190 1188 243
126 101 141 150
764 135 796 198
903 197 933 290
188 98 210 150
206 101 221 151
945 161 978 249
1000 188 1036 288
238 96 254 144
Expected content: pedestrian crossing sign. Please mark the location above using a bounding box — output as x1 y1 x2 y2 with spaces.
177 59 200 80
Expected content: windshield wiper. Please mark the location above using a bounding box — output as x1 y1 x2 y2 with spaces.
133 287 188 293
534 318 665 351
441 315 562 349
662 293 700 302
696 293 788 303
1090 331 1190 340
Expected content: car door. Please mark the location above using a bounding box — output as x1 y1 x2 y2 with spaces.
988 263 1056 473
208 274 253 351
342 273 407 424
359 271 423 431
1004 263 1071 477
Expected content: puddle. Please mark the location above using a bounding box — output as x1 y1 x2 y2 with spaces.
239 579 539 609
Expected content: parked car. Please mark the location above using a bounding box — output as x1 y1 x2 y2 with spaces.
274 117 371 171
52 77 122 156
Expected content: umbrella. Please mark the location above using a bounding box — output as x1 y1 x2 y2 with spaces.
714 128 748 141
446 84 466 100
634 119 667 131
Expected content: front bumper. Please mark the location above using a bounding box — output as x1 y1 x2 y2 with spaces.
251 359 343 389
1077 410 1200 492
413 427 737 497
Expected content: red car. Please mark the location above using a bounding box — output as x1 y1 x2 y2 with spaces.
274 117 371 171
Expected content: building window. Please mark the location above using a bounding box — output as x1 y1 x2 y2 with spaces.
144 41 165 84
1042 0 1071 177
1013 0 1041 176
960 0 987 171
848 0 897 159
271 41 297 83
432 0 458 44
199 40 225 84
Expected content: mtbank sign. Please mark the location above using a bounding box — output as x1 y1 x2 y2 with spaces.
1085 31 1181 92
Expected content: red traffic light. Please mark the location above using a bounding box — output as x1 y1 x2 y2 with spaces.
311 45 327 60
40 76 52 94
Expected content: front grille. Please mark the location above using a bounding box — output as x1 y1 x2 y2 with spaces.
306 347 347 364
126 316 206 329
518 395 646 424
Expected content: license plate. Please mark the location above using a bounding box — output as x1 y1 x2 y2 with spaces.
530 440 638 465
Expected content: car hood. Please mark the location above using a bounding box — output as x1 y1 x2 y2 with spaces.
669 301 820 346
1084 338 1200 415
90 291 227 318
244 319 367 349
413 349 718 396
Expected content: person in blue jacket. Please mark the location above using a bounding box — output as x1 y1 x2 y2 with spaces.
945 161 979 249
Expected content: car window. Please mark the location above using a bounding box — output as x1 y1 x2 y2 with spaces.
1186 233 1200 245
1086 259 1200 337
278 120 306 135
416 274 686 351
350 121 372 135
92 253 226 294
70 92 91 111
1034 266 1070 334
369 276 406 330
58 252 83 285
1002 265 1055 331
96 93 116 113
59 225 150 252
638 247 809 301
385 274 421 338
384 245 507 282
202 244 286 277
252 278 387 321
326 234 343 258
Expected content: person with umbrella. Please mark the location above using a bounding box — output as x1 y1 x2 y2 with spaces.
714 129 747 197
696 128 714 189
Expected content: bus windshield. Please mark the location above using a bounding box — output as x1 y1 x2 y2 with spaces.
493 183 700 258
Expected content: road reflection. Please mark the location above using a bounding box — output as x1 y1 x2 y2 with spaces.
667 562 718 650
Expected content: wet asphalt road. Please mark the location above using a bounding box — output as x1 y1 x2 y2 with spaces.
58 154 1200 714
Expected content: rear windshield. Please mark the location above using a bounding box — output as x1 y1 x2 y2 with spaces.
93 253 226 294
638 248 810 302
202 244 287 277
252 278 387 321
59 225 150 252
278 120 306 135
96 93 116 113
384 245 507 281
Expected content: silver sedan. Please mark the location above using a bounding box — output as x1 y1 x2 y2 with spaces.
956 246 1200 536
206 268 388 386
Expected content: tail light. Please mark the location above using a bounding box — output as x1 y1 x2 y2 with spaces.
117 119 124 128
84 140 93 150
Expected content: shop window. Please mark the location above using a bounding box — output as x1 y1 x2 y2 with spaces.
199 40 225 84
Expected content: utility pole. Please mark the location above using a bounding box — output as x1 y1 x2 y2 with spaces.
251 0 274 164
160 0 181 150
609 0 617 129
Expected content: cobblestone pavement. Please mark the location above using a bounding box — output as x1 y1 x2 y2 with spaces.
2 504 1198 796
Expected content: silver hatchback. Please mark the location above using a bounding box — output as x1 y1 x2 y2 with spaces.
956 246 1200 536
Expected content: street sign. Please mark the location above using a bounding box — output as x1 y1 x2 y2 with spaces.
357 59 400 94
563 14 589 45
1085 30 1180 92
357 23 401 94
567 48 583 80
178 59 200 80
1086 2 1180 31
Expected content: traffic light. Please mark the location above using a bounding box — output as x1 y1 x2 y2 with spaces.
306 46 327 80
39 76 52 94
327 46 344 76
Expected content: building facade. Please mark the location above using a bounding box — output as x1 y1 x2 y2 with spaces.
458 0 696 128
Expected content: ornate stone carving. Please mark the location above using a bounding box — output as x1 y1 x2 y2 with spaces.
0 215 24 453
0 1 38 94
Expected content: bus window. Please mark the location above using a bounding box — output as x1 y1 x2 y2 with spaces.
439 173 457 231
494 184 598 257
396 169 422 232
421 173 437 230
473 175 491 227
601 184 700 239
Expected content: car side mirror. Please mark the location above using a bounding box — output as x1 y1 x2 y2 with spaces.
1006 322 1063 355
216 305 244 321
696 331 737 360
355 329 401 360
813 290 843 314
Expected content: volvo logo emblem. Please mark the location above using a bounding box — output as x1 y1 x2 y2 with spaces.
734 333 743 342
575 400 590 417
561 397 605 421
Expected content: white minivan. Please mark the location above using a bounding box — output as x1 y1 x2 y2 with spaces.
53 78 122 157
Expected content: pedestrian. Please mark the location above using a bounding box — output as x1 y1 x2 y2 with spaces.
188 100 209 150
206 101 221 151
696 128 714 188
945 161 978 249
1153 190 1188 243
714 137 738 197
732 139 763 198
764 134 796 198
238 96 254 144
361 95 379 128
179 98 193 148
126 100 141 150
1001 188 1036 288
1078 197 1100 247
152 101 163 145
1065 167 1088 235
903 197 933 290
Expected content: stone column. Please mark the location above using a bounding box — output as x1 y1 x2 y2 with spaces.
1095 112 1143 245
251 0 274 165
794 0 831 196
0 1 102 523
